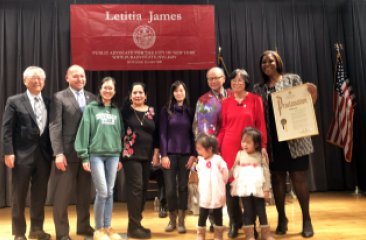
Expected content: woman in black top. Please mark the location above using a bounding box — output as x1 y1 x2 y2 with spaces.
121 82 159 239
253 50 317 238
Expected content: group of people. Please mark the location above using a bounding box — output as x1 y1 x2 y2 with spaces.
2 50 317 240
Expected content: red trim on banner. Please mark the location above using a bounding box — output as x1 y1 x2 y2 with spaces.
70 4 216 71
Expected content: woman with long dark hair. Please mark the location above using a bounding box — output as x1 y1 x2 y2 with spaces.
75 77 124 240
160 80 196 234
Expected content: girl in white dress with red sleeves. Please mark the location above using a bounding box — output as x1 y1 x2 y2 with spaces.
195 133 228 240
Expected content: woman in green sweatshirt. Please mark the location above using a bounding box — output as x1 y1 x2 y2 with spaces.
75 77 124 240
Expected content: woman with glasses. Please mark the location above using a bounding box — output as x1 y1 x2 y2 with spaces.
217 69 267 239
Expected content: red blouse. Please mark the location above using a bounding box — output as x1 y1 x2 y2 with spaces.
217 93 267 171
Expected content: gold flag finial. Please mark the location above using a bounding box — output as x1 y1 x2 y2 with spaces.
334 43 343 59
217 46 230 76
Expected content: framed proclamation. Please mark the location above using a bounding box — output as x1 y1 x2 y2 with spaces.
270 84 319 141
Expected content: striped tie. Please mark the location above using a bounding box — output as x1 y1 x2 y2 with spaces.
34 97 43 131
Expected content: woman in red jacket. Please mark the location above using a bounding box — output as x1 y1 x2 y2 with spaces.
217 69 267 238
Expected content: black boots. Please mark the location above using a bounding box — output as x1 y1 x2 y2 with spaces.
228 223 240 238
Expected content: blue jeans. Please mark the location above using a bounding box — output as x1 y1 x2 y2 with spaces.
90 155 119 229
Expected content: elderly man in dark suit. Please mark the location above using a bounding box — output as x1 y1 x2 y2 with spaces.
49 65 96 240
2 66 53 240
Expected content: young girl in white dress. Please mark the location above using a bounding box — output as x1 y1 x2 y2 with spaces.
230 127 274 240
195 134 228 240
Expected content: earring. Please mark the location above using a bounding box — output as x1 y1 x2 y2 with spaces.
144 98 147 103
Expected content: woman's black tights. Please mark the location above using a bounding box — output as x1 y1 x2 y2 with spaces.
271 170 311 223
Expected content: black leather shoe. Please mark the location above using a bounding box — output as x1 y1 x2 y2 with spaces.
302 220 314 238
76 226 94 237
141 226 151 234
128 227 151 239
14 236 27 240
28 230 51 240
159 205 167 218
275 218 288 235
57 236 72 240
228 224 239 238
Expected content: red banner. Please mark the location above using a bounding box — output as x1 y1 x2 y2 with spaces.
70 4 216 71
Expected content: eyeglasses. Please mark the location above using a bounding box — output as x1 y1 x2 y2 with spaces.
231 79 245 84
207 76 224 81
26 76 45 81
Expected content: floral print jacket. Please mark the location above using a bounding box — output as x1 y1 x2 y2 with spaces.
192 89 232 138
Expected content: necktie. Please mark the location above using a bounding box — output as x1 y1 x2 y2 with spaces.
76 91 86 112
34 97 43 131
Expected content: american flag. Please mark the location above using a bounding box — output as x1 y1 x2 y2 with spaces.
327 54 355 162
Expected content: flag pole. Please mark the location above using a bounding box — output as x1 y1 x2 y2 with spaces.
352 152 360 196
217 46 230 77
334 42 360 196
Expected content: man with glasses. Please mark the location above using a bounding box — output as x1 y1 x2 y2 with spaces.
193 66 232 137
2 66 52 240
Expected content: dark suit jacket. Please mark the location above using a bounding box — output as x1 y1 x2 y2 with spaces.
49 88 96 163
2 92 52 165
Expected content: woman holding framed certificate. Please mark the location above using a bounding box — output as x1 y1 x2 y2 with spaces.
253 50 317 238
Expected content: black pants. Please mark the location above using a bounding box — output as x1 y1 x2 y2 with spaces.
12 148 51 235
198 207 223 227
241 196 268 225
150 167 166 206
226 183 243 227
163 155 190 211
53 161 92 238
123 160 150 230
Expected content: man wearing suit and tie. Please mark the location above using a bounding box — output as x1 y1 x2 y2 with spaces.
2 66 53 240
49 65 96 240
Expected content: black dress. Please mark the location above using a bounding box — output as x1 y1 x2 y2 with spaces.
267 86 309 172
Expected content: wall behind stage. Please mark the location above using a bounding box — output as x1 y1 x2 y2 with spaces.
0 0 365 207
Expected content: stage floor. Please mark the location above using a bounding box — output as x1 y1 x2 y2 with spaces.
0 192 365 240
